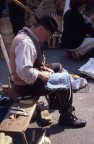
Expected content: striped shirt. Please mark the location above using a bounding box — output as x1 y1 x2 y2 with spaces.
15 34 39 85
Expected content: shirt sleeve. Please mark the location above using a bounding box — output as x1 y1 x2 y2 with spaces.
15 39 39 84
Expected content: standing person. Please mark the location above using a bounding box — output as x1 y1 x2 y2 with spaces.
0 0 7 18
54 0 64 16
10 15 86 128
8 0 26 35
61 0 94 60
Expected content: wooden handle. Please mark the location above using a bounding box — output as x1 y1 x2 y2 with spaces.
0 34 12 74
9 0 35 15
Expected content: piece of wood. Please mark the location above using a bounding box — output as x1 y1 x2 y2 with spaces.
0 133 13 144
20 100 34 105
0 34 12 74
5 135 13 144
0 132 5 144
9 0 35 16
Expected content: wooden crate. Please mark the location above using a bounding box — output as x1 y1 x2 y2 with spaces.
47 34 61 48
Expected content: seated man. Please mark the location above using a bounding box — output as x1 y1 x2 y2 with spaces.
10 14 86 128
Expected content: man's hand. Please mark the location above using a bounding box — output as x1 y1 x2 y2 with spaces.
38 71 51 81
40 66 54 74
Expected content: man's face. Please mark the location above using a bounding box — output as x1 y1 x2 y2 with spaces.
38 26 52 42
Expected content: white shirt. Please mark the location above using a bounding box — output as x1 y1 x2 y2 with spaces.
15 38 39 85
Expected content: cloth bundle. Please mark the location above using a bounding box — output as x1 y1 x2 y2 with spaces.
45 71 70 90
70 74 87 90
45 69 87 91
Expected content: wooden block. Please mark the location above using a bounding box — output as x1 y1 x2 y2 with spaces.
20 99 34 105
0 133 5 144
5 135 13 144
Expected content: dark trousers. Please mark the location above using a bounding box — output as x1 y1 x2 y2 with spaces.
0 0 7 18
15 63 73 115
8 0 26 35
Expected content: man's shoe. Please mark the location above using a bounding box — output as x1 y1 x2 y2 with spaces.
58 112 86 128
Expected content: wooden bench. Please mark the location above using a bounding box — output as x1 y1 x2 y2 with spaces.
0 97 38 144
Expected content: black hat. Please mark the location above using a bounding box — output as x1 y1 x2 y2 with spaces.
35 15 58 34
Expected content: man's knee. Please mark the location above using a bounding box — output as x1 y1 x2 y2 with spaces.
46 63 62 72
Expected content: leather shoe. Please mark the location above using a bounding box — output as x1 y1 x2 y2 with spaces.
58 112 86 128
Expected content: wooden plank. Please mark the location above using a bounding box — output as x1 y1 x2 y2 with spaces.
0 98 38 133
10 0 35 15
